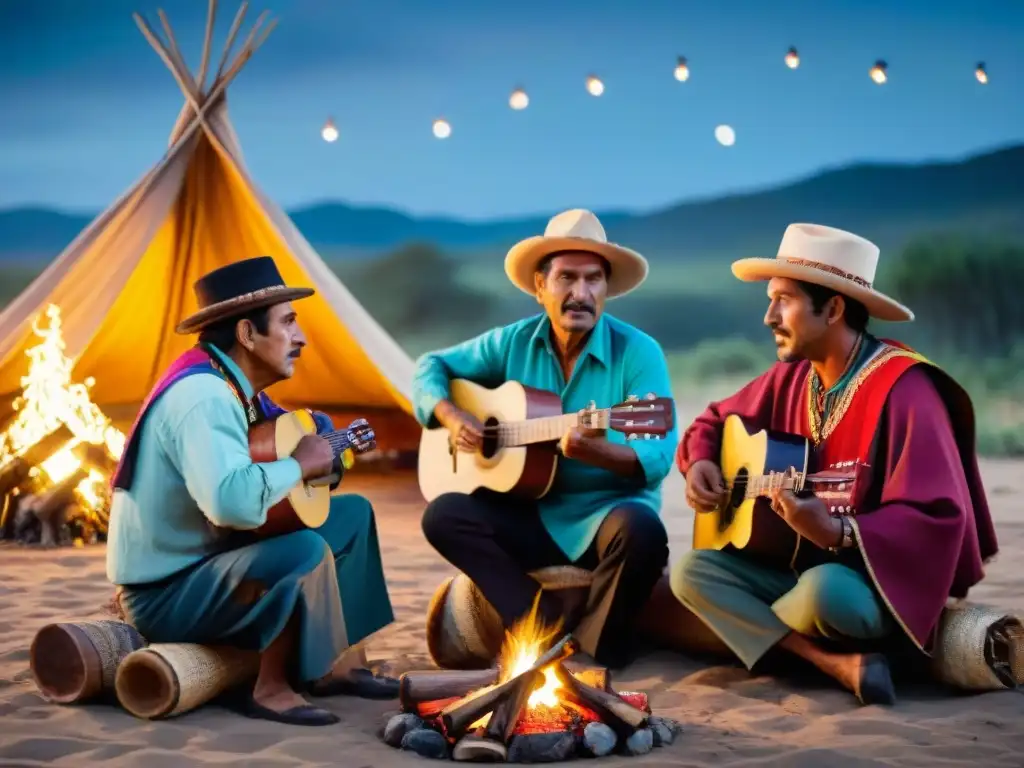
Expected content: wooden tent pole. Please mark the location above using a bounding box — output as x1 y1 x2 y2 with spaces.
196 0 219 94
212 2 250 85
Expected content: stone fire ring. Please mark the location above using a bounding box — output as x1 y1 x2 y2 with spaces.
379 711 684 761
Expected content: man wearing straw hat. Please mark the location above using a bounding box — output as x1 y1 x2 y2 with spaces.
412 209 679 669
671 223 998 705
106 257 399 726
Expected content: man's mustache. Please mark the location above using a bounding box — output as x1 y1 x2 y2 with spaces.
562 300 594 314
769 324 789 337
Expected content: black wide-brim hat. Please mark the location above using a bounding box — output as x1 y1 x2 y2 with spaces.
175 256 315 334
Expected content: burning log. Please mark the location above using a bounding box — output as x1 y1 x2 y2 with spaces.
400 668 499 713
439 633 578 738
34 466 90 547
452 671 541 761
554 663 649 736
400 664 610 718
0 423 75 496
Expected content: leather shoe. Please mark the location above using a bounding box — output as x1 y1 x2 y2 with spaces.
308 668 400 699
855 653 896 706
240 695 340 726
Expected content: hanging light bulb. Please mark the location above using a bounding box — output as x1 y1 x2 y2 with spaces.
585 74 605 96
673 56 690 82
432 118 451 139
509 87 529 110
785 47 800 69
715 124 736 147
975 62 988 84
869 60 888 84
320 117 339 143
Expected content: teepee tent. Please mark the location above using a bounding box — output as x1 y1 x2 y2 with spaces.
0 1 420 452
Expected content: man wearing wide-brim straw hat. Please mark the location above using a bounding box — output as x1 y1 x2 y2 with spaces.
106 256 400 727
412 208 679 669
669 223 997 706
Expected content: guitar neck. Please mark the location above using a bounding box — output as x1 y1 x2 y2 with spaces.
499 411 605 446
742 472 854 503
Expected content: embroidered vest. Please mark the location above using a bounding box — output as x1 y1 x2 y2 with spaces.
789 341 930 572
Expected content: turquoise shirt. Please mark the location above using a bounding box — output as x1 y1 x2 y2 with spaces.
412 312 679 561
106 345 303 585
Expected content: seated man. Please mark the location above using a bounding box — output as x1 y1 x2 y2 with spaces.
106 257 398 726
670 223 997 705
413 209 679 668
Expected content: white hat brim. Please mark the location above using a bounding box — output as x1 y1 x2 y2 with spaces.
504 236 649 298
731 257 914 322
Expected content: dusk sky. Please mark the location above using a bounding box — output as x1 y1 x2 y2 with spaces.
1 0 1021 219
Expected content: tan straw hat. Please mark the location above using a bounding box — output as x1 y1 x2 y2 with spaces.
504 209 648 299
731 223 914 322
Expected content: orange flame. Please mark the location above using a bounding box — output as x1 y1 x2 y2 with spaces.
0 304 124 513
470 594 566 729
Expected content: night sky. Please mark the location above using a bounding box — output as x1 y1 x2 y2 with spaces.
1 0 1021 219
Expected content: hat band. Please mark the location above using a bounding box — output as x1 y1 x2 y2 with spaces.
196 284 293 314
779 257 873 289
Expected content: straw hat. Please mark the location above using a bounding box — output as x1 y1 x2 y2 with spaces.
504 209 648 299
176 256 315 334
730 223 914 322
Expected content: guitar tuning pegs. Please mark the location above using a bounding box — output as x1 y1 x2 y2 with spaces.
626 394 639 402
627 433 638 441
644 392 657 400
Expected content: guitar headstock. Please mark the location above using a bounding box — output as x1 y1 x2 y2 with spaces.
592 393 674 440
345 418 377 454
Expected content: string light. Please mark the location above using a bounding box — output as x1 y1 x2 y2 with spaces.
975 62 988 84
869 60 888 84
509 87 529 110
320 117 338 142
673 56 690 82
785 47 800 69
432 118 451 139
715 125 736 147
585 74 605 96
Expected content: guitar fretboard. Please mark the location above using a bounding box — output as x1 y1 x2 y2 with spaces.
735 472 853 501
492 411 606 446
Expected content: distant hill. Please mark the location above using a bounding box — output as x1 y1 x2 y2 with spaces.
1 143 1022 264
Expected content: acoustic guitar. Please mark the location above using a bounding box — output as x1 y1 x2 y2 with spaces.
248 410 376 537
417 378 674 502
692 413 869 570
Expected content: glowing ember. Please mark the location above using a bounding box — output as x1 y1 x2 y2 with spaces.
0 304 124 513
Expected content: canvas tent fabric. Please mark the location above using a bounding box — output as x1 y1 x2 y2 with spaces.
0 2 419 452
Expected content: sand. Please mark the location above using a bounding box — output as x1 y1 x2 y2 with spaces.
2 463 1023 767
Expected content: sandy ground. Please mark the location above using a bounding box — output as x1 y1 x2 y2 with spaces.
2 461 1023 767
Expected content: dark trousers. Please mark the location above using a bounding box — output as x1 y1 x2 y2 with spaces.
421 490 669 668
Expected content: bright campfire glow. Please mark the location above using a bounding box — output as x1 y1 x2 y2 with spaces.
0 304 124 511
470 598 564 728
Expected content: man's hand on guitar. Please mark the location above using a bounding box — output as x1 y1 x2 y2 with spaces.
685 459 728 512
440 406 485 453
291 434 335 480
559 426 606 459
769 489 842 550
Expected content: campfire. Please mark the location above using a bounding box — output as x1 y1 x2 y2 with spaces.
382 601 681 762
0 305 124 546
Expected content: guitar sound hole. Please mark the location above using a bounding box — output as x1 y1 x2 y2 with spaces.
480 416 500 460
720 467 748 531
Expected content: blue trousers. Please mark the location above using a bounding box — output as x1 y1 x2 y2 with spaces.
670 549 893 669
122 494 394 683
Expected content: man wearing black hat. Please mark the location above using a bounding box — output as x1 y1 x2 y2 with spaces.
105 256 398 726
